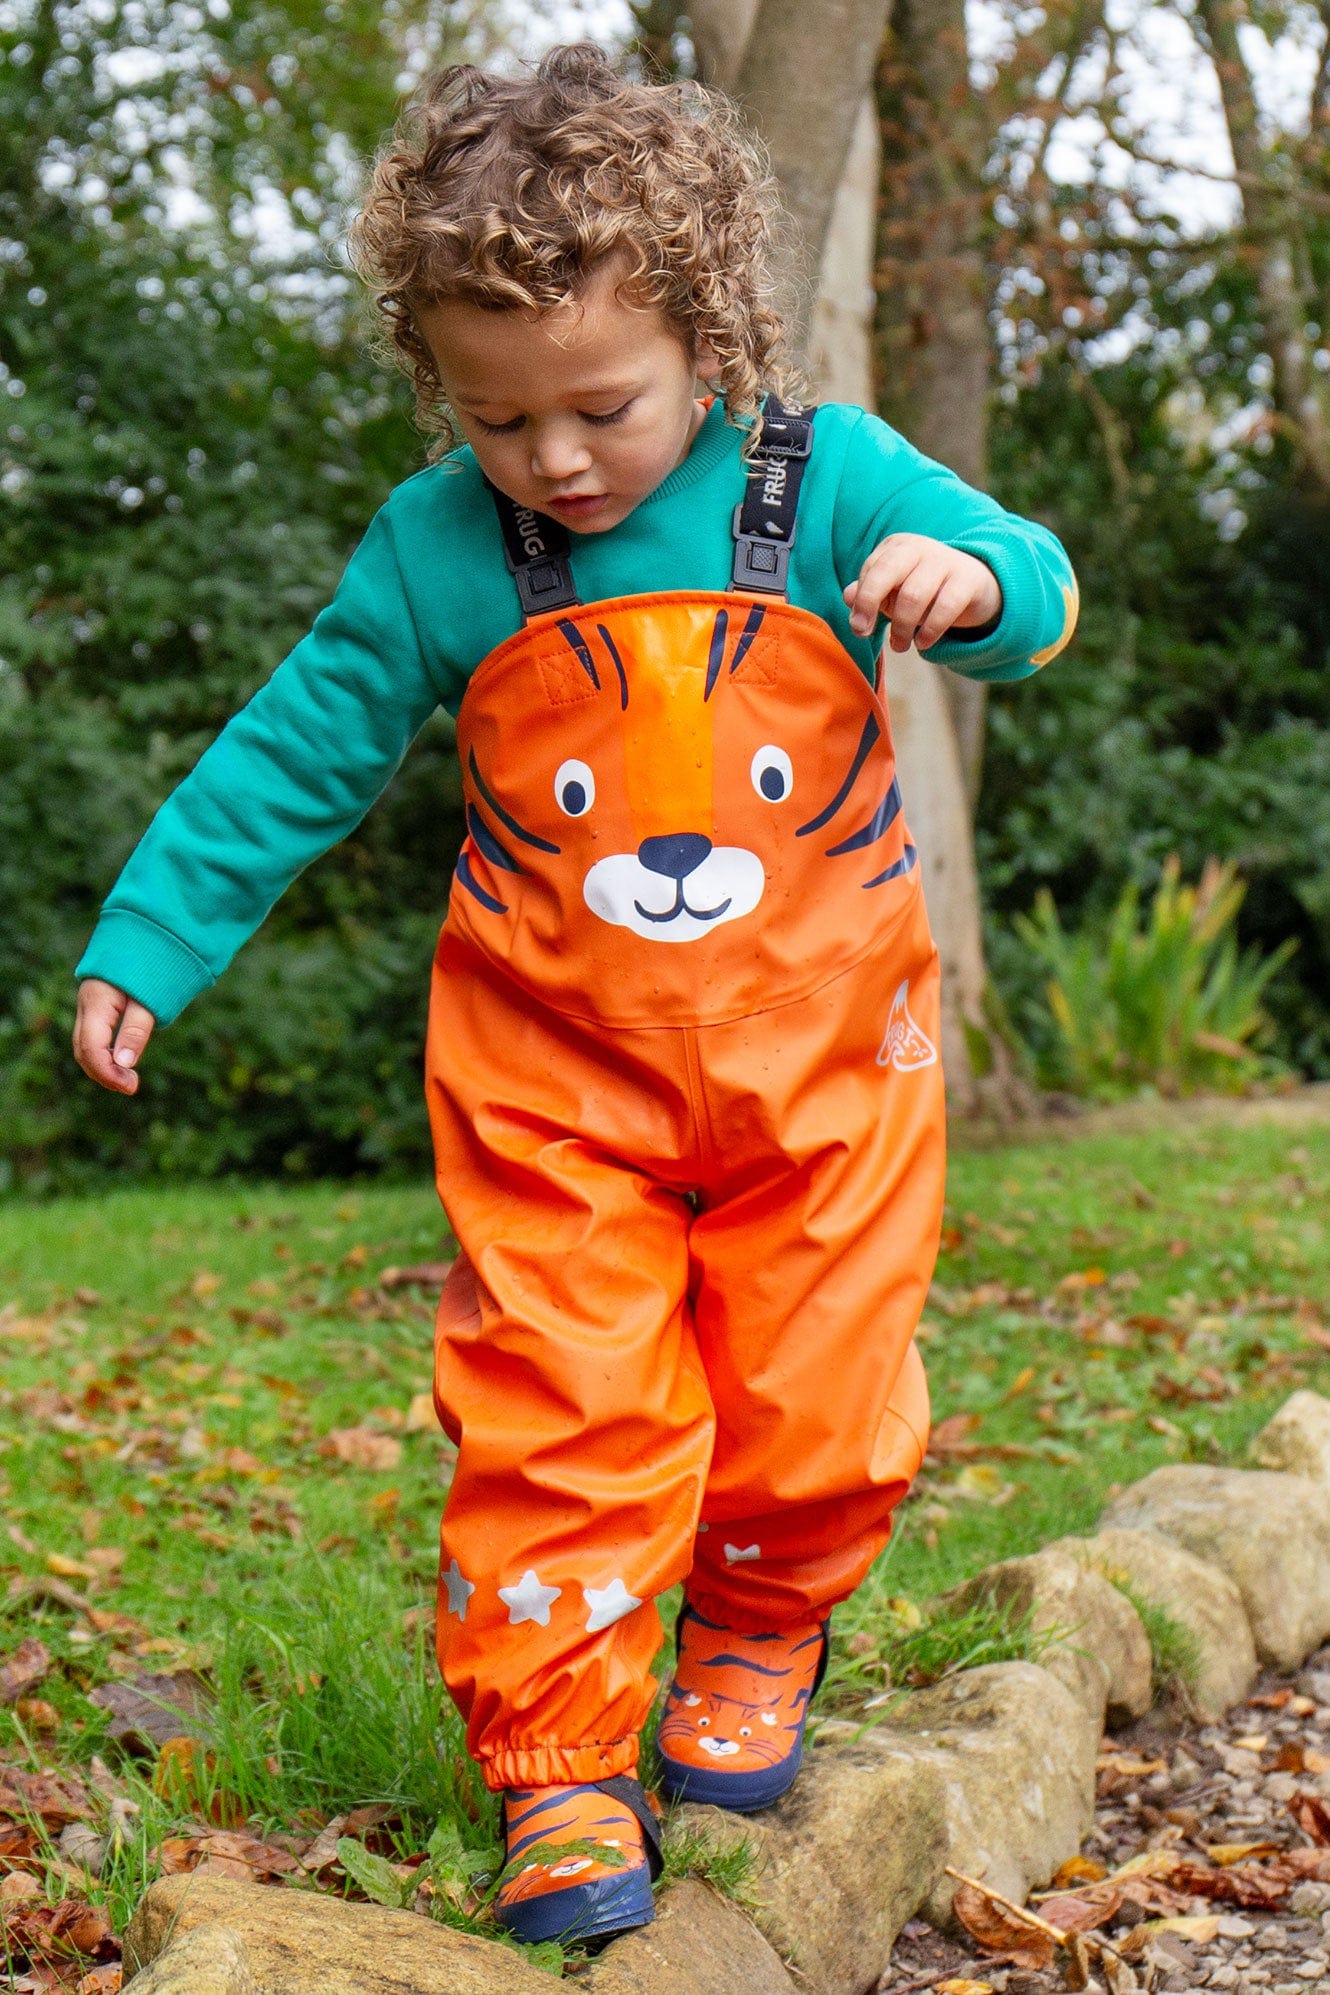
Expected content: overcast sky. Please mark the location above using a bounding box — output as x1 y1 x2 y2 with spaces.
530 0 1325 238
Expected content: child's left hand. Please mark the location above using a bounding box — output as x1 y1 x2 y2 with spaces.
844 533 1002 651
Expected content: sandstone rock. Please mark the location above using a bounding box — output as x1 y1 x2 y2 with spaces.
1103 1464 1330 1671
124 1874 554 1993
1251 1391 1330 1483
1051 1526 1258 1719
585 1879 797 1993
672 1730 948 1995
123 1922 255 1994
943 1548 1152 1728
871 1660 1099 1926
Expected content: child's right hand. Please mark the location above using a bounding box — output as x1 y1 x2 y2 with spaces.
74 979 157 1095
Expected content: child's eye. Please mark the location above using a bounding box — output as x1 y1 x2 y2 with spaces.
474 414 524 435
555 759 595 817
582 402 633 427
751 745 793 802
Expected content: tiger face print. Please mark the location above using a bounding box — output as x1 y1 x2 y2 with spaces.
448 593 920 1027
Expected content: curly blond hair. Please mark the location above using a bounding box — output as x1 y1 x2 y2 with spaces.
347 43 798 458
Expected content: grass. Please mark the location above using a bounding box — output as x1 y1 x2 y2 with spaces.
0 1098 1328 1967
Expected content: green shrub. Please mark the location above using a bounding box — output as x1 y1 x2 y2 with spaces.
1013 857 1295 1099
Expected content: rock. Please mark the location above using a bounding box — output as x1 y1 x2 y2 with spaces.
123 1922 255 1994
124 1874 556 1993
672 1733 948 1995
1050 1526 1258 1719
1251 1392 1330 1483
942 1549 1153 1727
1102 1465 1330 1671
585 1879 797 1992
870 1660 1099 1926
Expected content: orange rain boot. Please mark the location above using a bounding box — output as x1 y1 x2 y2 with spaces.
655 1605 829 1811
494 1775 661 1946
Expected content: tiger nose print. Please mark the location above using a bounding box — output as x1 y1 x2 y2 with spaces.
637 833 712 880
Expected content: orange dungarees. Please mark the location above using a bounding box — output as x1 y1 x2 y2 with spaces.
425 405 943 1792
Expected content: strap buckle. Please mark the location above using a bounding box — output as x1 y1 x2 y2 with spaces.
756 407 813 460
731 504 794 594
512 558 578 620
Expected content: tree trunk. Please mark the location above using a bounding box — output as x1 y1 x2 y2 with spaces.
1195 0 1330 494
874 0 993 814
691 0 1024 1115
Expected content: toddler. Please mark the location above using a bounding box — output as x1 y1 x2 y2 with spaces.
74 45 1078 1949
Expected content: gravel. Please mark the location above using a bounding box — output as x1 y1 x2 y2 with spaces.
876 1643 1330 1994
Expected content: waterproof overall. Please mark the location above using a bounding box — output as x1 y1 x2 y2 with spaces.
425 404 945 1792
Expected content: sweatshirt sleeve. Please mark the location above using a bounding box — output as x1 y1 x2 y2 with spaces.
831 407 1079 682
75 503 449 1025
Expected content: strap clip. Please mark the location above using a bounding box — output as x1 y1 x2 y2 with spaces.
730 505 794 595
512 557 578 621
756 406 813 460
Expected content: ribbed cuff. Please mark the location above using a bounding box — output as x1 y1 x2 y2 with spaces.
75 910 216 1026
922 531 1044 680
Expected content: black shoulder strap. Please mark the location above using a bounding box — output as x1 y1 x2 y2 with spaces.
485 479 581 622
731 394 816 597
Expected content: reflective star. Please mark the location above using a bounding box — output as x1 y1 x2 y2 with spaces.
442 1558 475 1622
723 1542 761 1564
582 1578 642 1633
498 1569 562 1627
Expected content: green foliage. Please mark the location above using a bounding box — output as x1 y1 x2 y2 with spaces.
825 1592 1055 1712
1013 856 1295 1099
983 308 1330 1080
336 1837 416 1909
1111 1584 1202 1707
660 1818 761 1909
0 0 474 1189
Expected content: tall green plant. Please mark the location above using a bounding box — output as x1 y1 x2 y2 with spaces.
1014 857 1295 1098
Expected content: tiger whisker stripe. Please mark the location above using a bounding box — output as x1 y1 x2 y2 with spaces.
795 711 882 836
468 748 560 855
558 618 600 690
824 777 902 857
467 802 523 874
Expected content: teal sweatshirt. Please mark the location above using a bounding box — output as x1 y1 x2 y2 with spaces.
77 399 1078 1024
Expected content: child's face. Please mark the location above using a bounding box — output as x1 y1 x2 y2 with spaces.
417 262 717 534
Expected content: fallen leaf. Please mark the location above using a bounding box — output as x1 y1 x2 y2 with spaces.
404 1392 441 1433
1038 1883 1125 1933
1206 1842 1282 1865
951 1880 1057 1970
1059 1267 1107 1292
1122 1913 1221 1948
1291 1791 1330 1845
1052 1855 1107 1887
299 1814 349 1873
937 1983 994 1994
378 1262 453 1290
0 1638 51 1705
317 1427 402 1471
46 1553 97 1581
74 1970 122 1994
0 1872 44 1905
1233 1732 1267 1752
16 1698 60 1732
1247 1688 1293 1710
89 1671 212 1753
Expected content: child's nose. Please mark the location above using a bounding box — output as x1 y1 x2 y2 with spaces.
530 422 594 482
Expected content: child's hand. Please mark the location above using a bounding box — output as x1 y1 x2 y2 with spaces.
74 979 156 1096
844 533 1002 650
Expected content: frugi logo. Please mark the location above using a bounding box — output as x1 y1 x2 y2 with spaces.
876 981 937 1072
760 459 788 510
513 506 548 559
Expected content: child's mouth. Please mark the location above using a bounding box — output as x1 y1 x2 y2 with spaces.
546 493 610 521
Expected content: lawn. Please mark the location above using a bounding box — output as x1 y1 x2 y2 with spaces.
1 1094 1328 1970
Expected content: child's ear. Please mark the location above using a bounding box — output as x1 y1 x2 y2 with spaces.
693 338 722 390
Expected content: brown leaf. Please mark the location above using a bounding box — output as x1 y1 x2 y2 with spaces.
377 1262 453 1291
951 1880 1057 1970
16 1699 60 1732
89 1671 212 1753
1038 1883 1126 1934
0 1639 51 1705
299 1814 348 1873
927 1413 982 1458
317 1428 402 1471
1291 1790 1330 1846
74 1970 122 1994
0 1770 95 1829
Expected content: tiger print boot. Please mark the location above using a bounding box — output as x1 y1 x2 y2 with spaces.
655 1605 829 1811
